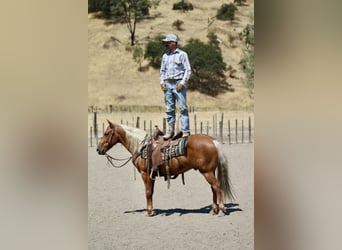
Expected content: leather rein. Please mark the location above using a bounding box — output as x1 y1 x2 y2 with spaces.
105 153 132 168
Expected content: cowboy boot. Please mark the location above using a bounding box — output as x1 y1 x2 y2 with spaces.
163 123 174 140
182 132 190 137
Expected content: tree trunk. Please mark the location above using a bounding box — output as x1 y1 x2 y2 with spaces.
131 32 135 46
130 14 138 46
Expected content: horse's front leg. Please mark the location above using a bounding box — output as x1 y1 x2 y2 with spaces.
141 171 155 216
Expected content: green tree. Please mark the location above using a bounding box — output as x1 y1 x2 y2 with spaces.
216 3 238 23
88 0 159 46
183 39 232 96
114 0 159 46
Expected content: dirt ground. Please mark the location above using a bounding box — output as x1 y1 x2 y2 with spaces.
88 141 253 249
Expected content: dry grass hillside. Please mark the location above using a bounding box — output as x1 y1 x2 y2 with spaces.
88 0 254 112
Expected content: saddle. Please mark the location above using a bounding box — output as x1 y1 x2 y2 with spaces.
142 126 188 187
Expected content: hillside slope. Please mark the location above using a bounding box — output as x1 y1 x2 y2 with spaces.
88 0 254 111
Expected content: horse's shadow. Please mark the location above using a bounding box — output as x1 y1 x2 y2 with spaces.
124 203 241 216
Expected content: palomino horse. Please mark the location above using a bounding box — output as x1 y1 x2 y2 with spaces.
97 120 234 216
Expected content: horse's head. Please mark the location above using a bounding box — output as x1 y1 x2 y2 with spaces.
96 120 121 155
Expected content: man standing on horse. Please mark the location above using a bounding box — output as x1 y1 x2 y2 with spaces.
160 34 192 140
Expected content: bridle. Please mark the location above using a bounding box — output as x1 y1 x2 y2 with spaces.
103 127 132 168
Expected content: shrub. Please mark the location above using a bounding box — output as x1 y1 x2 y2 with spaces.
133 43 144 71
228 34 237 47
216 3 238 22
239 47 254 89
172 19 184 31
173 0 193 11
88 0 113 18
144 35 166 68
207 32 220 47
234 0 247 6
182 39 232 96
243 24 254 46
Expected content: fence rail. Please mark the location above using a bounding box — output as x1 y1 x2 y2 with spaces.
88 112 254 147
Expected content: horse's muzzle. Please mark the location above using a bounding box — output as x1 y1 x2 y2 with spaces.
96 148 106 155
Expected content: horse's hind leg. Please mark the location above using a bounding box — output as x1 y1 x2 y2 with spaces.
141 172 155 216
210 186 218 215
203 171 225 216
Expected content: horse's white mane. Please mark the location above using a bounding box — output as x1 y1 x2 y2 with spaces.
119 124 147 153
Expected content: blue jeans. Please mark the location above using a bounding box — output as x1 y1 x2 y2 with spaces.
164 80 190 133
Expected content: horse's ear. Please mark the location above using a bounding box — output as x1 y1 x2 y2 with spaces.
107 119 114 129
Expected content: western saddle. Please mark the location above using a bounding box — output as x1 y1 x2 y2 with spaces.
135 126 187 188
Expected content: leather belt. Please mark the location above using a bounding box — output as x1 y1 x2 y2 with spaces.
166 79 181 84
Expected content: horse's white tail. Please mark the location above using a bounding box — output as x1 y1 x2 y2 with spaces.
214 140 235 201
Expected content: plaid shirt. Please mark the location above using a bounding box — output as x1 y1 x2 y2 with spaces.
160 48 191 86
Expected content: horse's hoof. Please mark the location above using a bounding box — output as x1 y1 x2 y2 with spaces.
209 208 218 215
145 210 154 217
218 208 226 217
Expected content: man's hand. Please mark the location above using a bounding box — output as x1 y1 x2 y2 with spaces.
176 84 184 92
160 83 166 92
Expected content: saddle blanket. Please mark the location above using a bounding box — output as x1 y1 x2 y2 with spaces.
141 136 188 160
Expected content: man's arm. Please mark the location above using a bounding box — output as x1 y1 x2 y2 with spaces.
179 52 191 86
160 54 166 85
160 54 166 91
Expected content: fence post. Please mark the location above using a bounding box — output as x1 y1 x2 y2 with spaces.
213 114 217 137
220 113 224 143
136 116 140 128
235 119 238 144
249 116 252 143
93 111 98 141
242 120 244 144
219 121 223 143
206 121 209 135
212 115 214 137
228 120 231 144
150 120 152 135
194 114 197 134
144 120 146 131
200 121 203 134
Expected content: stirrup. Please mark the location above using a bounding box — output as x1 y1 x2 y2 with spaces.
163 132 174 140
